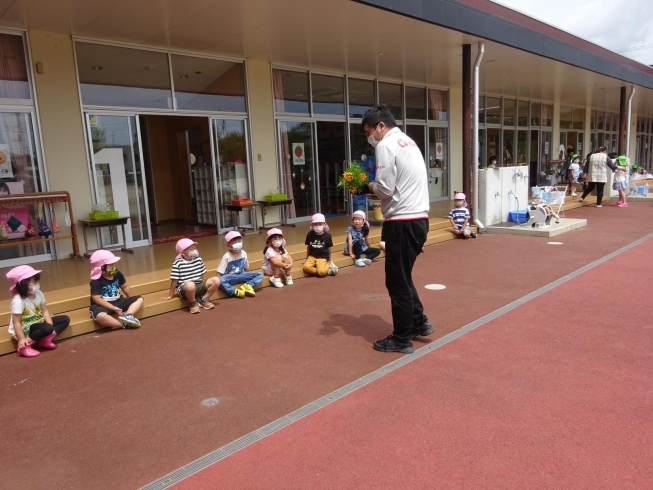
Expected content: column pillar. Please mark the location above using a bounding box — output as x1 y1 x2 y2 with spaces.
618 87 626 155
462 44 471 198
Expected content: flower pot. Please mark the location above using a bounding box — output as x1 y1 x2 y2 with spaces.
371 199 384 221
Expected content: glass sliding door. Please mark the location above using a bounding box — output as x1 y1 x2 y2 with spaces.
428 127 449 200
86 114 150 248
316 121 346 217
211 118 251 231
278 120 317 222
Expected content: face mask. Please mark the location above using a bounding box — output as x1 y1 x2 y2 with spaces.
455 200 464 208
367 126 380 148
231 242 243 251
271 240 282 248
313 225 324 234
29 284 40 292
105 266 118 276
185 249 199 260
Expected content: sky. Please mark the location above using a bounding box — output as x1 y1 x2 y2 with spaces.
493 0 653 66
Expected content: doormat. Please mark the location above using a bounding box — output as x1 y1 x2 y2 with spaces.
152 231 218 245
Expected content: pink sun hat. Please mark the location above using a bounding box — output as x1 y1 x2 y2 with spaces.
352 210 370 228
225 231 242 244
7 265 42 295
266 228 287 248
310 213 330 232
454 192 468 207
89 250 121 280
175 238 197 255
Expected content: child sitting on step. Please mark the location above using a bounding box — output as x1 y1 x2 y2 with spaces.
449 192 477 239
217 231 264 298
6 265 70 358
303 213 338 277
345 210 380 267
161 238 220 314
89 250 144 329
262 228 294 288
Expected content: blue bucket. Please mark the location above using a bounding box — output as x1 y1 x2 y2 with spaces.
509 210 528 223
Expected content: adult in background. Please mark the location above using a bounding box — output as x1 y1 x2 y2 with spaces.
579 146 617 208
362 105 433 354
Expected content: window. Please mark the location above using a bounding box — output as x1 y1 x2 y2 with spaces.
311 74 344 116
76 42 172 109
378 82 402 120
348 78 375 118
405 86 426 120
273 69 309 114
0 33 30 100
428 89 448 121
541 104 553 127
428 127 448 199
517 100 529 127
478 96 485 125
503 130 514 166
591 110 597 130
503 99 515 126
530 103 540 126
572 107 585 130
560 106 572 129
171 55 246 112
486 97 501 125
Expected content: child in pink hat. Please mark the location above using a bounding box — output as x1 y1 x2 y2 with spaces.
345 210 381 267
6 265 70 358
89 250 143 329
216 231 263 299
262 228 294 288
449 193 477 239
161 238 220 314
303 213 338 277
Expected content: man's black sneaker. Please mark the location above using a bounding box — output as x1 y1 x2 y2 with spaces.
411 322 434 338
373 335 414 354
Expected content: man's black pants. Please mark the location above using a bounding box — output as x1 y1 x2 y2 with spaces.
383 218 429 342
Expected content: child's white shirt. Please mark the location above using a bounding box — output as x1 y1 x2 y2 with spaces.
217 250 249 275
262 247 283 270
614 167 627 183
569 162 580 175
9 291 46 337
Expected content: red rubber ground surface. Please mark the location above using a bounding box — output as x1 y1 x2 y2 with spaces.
177 228 653 489
0 203 652 489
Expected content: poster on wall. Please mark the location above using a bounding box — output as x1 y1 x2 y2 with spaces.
544 141 550 155
435 142 444 160
0 144 12 178
292 143 305 165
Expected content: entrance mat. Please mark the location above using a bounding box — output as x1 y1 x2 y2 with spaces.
152 231 218 245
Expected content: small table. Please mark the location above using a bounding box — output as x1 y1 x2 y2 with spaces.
256 199 296 229
78 217 134 258
223 203 261 235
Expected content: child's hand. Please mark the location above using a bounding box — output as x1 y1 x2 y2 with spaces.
160 295 173 302
17 337 30 349
113 307 123 315
350 254 356 260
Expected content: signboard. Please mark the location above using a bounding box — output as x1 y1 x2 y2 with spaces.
292 143 305 165
0 144 12 178
544 141 549 155
435 142 444 160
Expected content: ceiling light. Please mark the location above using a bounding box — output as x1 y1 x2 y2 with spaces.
180 75 189 79
145 65 154 70
378 52 385 56
92 66 103 71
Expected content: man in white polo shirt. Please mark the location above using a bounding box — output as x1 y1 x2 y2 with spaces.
363 105 433 354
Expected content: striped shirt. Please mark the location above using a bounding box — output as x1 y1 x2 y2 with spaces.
449 207 470 227
170 256 207 290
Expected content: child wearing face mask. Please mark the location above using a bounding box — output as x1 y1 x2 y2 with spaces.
89 250 144 329
217 231 264 299
303 213 338 277
162 238 220 314
6 265 70 358
449 192 477 239
262 228 294 288
345 210 380 267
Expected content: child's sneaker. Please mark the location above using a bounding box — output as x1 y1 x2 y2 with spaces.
270 276 284 288
189 302 201 314
284 274 293 285
470 232 477 238
240 284 256 297
119 313 141 328
199 297 215 309
571 192 578 196
233 288 245 299
355 259 366 267
328 261 338 275
362 259 372 265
